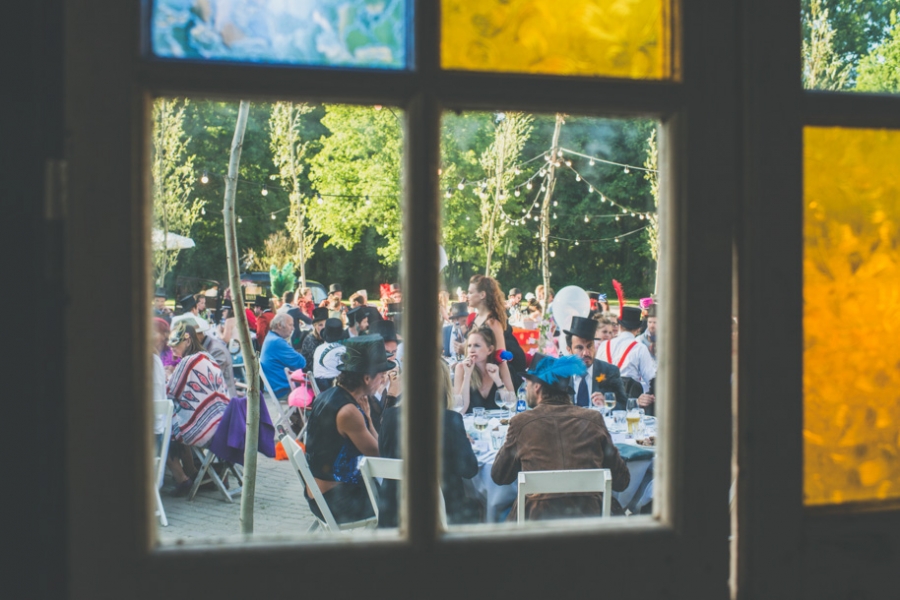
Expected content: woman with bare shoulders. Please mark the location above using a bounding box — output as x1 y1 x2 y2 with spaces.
467 275 521 390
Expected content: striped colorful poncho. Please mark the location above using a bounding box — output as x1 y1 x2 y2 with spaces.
167 352 230 447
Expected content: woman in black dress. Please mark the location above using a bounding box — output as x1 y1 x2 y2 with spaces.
453 326 514 414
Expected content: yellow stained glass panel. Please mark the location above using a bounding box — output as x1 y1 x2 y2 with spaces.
441 0 672 79
804 127 900 507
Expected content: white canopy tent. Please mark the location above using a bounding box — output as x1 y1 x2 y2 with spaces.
152 228 196 250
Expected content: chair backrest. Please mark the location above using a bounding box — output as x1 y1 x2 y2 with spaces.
282 436 340 531
358 457 448 529
516 468 612 524
153 399 174 489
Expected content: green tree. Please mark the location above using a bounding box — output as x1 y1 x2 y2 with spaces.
151 98 202 286
308 104 403 265
857 12 900 93
269 101 320 287
802 0 900 76
802 0 851 90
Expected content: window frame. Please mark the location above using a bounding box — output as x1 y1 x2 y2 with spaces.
65 0 740 598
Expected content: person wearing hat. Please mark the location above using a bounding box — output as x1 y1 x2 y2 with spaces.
312 318 348 391
490 353 631 521
260 312 308 401
442 302 470 360
367 319 404 431
172 292 213 333
319 283 343 309
564 316 629 411
600 305 657 404
346 306 371 338
304 335 396 524
153 288 173 323
301 306 330 367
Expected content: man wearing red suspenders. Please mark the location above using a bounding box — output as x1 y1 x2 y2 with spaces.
601 306 657 413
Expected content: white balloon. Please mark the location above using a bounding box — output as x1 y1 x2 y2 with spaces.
550 286 590 333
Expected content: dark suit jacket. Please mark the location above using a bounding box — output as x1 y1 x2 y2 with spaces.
491 403 630 521
367 392 399 435
378 407 480 526
442 324 453 358
569 359 629 411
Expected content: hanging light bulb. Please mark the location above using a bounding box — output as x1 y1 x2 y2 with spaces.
540 186 546 192
600 195 606 203
584 215 590 223
575 240 580 246
589 159 595 166
566 160 572 167
539 169 546 177
575 175 581 182
533 215 539 222
639 214 645 220
622 207 628 213
526 182 533 190
237 217 242 223
458 180 465 190
544 155 551 162
623 167 630 174
615 237 620 243
201 207 206 216
200 171 209 184
261 185 268 196
558 149 564 156
615 216 620 221
550 250 556 257
553 213 558 219
514 189 521 197
588 185 593 193
317 193 324 205
514 168 521 175
365 195 372 206
445 190 452 198
270 213 276 220
553 200 558 207
522 208 527 213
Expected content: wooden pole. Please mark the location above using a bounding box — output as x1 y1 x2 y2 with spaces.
222 100 258 535
541 114 564 299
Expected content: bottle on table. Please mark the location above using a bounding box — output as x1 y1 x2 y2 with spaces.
516 382 527 413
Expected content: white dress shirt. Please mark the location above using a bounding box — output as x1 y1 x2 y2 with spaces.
600 332 656 393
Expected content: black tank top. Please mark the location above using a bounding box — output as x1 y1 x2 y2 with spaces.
306 385 368 482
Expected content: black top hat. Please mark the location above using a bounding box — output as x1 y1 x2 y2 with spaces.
619 306 643 330
312 306 329 322
346 306 359 327
448 302 469 320
253 295 269 309
338 334 396 374
371 319 399 343
363 306 382 324
523 353 585 394
155 288 167 298
180 294 197 311
329 283 342 293
563 316 598 341
323 318 345 343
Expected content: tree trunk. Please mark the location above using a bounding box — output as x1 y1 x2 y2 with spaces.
297 202 307 289
222 100 257 535
484 132 506 276
541 114 564 298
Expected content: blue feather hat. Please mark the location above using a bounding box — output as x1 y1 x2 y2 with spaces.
524 353 587 393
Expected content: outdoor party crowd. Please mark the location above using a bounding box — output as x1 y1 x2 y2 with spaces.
150 274 659 526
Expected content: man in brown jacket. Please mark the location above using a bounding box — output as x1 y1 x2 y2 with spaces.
491 353 630 521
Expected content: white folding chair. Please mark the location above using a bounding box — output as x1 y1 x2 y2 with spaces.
153 399 174 527
187 446 243 503
359 457 448 529
282 436 377 533
259 367 300 440
516 469 613 524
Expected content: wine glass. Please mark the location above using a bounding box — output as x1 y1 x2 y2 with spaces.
604 392 617 418
502 390 517 418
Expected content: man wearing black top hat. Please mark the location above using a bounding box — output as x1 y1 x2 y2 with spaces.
319 283 343 308
346 306 371 338
305 335 395 524
153 288 172 323
442 302 470 360
313 318 348 391
599 306 657 408
301 306 330 368
564 316 629 411
491 353 630 521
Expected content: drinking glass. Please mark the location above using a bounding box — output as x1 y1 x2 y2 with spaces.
502 390 517 418
612 410 627 433
473 407 488 435
495 390 507 416
491 429 505 451
626 397 639 412
453 393 466 414
604 393 617 417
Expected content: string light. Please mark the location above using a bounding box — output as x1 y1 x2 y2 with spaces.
575 175 581 182
261 185 268 196
514 189 521 197
317 193 324 205
550 250 556 257
575 240 580 246
558 146 657 173
589 159 595 166
553 213 558 219
553 200 558 207
200 171 209 184
270 213 276 220
615 237 620 243
458 180 466 190
584 215 590 223
365 195 371 206
623 167 630 174
445 190 452 198
237 217 243 223
526 182 533 190
201 207 206 216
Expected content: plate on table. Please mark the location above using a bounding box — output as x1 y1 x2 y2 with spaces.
484 409 506 417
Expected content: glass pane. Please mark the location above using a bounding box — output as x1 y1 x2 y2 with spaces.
802 0 900 92
804 126 900 506
440 111 661 528
151 0 410 69
441 0 673 79
151 98 404 543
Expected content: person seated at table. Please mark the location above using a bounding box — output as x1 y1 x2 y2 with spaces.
260 313 307 402
491 353 630 521
454 326 514 414
564 316 628 411
312 318 347 392
304 335 392 524
377 360 479 527
178 315 237 399
166 321 231 496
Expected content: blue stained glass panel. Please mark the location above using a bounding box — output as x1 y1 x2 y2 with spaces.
152 0 409 69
